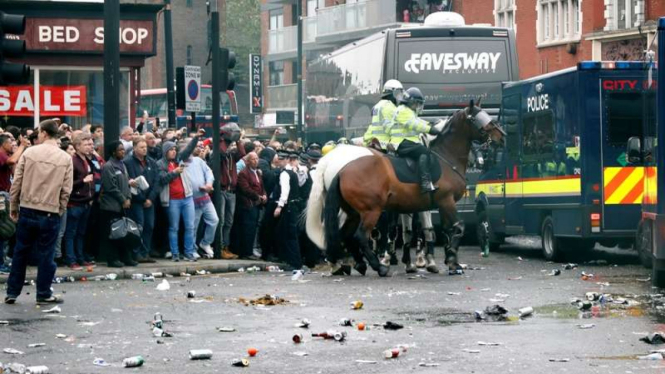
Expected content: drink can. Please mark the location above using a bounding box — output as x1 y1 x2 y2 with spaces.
518 306 534 317
123 356 144 367
384 348 400 359
333 331 347 342
132 274 144 280
26 366 49 374
351 300 363 310
231 358 249 367
152 327 164 337
142 275 155 282
339 318 352 326
151 272 164 278
66 277 75 283
187 291 196 299
189 349 213 360
292 334 303 344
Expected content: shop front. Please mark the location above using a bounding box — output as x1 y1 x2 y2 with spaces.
0 1 161 130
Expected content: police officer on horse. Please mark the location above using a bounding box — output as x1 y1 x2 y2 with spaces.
363 80 404 150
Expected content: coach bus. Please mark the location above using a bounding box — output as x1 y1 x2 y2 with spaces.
477 61 656 261
305 11 519 227
137 84 238 132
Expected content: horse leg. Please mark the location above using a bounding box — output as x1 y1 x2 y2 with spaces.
439 203 465 275
419 211 439 273
400 214 417 273
387 211 399 265
331 214 360 276
356 210 389 277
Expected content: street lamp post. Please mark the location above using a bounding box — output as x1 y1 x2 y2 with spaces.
103 0 120 154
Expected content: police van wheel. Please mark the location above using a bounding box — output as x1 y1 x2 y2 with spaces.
541 216 564 262
636 220 653 269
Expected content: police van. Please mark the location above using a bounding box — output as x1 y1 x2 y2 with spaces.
477 61 653 260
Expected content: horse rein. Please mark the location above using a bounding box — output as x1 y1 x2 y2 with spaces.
430 149 466 183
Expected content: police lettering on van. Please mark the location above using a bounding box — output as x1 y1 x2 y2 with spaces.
527 94 549 112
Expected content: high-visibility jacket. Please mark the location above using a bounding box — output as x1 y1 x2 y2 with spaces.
387 104 431 147
363 99 395 147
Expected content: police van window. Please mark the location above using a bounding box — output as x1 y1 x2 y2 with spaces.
501 94 520 161
522 111 554 178
606 92 643 145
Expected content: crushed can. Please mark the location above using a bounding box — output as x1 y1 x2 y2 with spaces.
339 318 353 327
333 331 347 342
293 333 304 344
585 292 599 301
187 291 196 299
518 306 534 318
26 366 49 374
350 300 363 310
384 348 400 359
564 263 578 270
151 272 164 278
189 349 213 360
123 356 144 367
131 273 144 280
231 358 249 367
142 275 155 282
152 313 163 329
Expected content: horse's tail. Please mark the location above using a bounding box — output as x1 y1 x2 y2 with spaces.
305 155 330 249
323 175 342 259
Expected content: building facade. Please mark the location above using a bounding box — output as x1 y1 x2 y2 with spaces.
260 0 663 131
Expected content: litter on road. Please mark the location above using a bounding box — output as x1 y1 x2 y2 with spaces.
41 306 61 314
122 356 144 367
217 327 236 332
156 280 170 291
231 358 249 367
93 358 110 367
641 332 665 345
189 350 213 360
477 341 501 346
3 348 24 355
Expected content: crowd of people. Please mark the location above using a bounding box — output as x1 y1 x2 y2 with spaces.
1 118 327 304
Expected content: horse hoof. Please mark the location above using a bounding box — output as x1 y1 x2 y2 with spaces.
415 252 426 268
378 265 390 277
426 265 439 274
354 262 368 276
405 264 417 274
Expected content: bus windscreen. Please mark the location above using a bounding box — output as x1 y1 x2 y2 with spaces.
396 38 512 108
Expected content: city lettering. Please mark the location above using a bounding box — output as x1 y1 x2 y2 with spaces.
404 52 502 74
527 94 549 112
602 80 638 91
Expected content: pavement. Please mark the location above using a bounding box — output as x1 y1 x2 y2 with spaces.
1 237 664 373
0 258 282 284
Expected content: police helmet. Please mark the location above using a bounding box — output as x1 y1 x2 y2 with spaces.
404 87 425 115
337 137 350 145
322 144 335 156
382 79 404 102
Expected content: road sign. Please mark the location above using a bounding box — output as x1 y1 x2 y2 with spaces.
185 65 201 112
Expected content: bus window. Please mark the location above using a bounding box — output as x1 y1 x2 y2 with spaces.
607 92 643 145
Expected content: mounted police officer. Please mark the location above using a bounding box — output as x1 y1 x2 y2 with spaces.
388 87 442 194
364 80 404 150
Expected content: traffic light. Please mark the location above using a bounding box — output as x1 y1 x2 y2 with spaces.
220 47 236 91
0 11 29 85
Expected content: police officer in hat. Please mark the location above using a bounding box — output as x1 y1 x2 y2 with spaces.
274 150 303 270
387 87 442 193
364 80 403 150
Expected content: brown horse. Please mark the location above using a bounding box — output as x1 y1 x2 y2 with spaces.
306 101 505 276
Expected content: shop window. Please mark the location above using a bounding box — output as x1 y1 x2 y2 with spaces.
606 92 643 145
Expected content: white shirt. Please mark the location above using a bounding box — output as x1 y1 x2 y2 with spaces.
277 164 294 208
297 164 309 187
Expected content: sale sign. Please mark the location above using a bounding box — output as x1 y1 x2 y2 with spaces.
0 86 87 117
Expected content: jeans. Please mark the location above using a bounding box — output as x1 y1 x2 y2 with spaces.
54 208 66 259
6 208 61 300
128 203 155 258
220 191 236 248
194 201 219 248
63 204 92 265
167 197 195 257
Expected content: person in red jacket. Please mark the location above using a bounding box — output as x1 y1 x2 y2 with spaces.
218 123 245 258
235 152 266 259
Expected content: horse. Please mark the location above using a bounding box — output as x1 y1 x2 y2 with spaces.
305 101 505 276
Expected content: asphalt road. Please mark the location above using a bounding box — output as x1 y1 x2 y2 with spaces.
1 238 664 373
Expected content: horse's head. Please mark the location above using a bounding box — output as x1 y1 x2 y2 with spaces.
464 99 506 146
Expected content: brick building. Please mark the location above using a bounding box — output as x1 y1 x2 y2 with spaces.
260 0 664 125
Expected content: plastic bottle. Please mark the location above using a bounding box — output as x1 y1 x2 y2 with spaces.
122 356 144 367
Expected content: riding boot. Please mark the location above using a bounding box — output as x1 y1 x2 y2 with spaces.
418 154 438 193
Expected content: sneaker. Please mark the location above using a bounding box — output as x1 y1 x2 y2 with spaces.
165 252 172 259
221 248 238 260
36 295 64 305
4 295 17 304
193 252 201 260
199 244 214 259
172 255 180 262
0 264 10 274
68 263 82 271
184 254 197 262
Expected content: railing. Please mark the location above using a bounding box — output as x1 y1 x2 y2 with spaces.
267 84 298 109
268 26 297 54
304 16 317 43
316 0 398 37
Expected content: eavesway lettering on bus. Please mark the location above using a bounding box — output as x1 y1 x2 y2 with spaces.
404 53 501 74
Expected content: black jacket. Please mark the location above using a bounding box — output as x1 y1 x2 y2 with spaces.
123 154 160 204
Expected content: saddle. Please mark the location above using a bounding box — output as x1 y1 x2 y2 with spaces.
386 153 442 184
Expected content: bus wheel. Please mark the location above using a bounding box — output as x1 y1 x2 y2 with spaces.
541 216 565 262
476 209 502 253
636 220 653 269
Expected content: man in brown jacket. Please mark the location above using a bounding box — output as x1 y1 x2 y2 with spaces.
5 119 73 305
235 152 266 259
